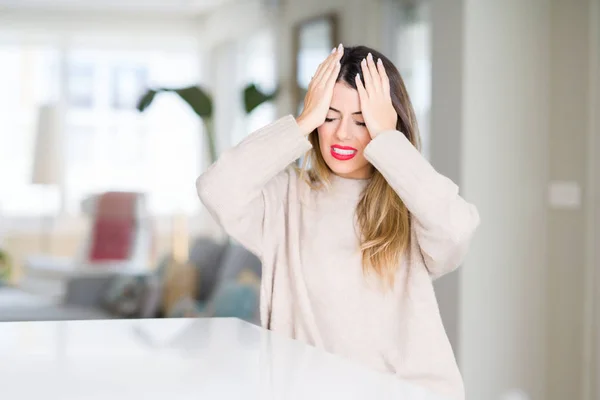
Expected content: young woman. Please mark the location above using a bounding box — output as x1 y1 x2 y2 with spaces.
197 44 479 400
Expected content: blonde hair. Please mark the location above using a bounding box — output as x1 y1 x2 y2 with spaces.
299 45 422 289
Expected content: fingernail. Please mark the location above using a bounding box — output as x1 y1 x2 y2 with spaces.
377 58 382 65
367 53 373 61
338 43 343 51
356 73 360 80
331 47 336 54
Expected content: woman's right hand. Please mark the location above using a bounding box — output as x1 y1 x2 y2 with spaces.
296 43 344 136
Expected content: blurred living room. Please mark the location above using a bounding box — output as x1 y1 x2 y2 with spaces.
0 0 598 399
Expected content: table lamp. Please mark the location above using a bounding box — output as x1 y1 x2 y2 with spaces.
31 103 64 253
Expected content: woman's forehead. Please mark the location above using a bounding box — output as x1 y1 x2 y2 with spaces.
330 82 360 112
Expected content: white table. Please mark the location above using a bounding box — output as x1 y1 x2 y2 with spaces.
0 318 447 400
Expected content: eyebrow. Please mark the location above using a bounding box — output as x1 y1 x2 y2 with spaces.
329 107 362 115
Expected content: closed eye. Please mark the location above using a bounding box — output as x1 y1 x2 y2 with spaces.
325 117 365 127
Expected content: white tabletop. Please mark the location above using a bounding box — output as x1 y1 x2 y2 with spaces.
0 318 446 400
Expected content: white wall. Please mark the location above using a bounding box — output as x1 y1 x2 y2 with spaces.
429 0 464 361
460 1 549 398
198 0 270 48
431 0 597 399
431 0 550 398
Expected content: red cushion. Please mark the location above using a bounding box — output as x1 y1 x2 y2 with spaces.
88 219 135 262
86 192 139 263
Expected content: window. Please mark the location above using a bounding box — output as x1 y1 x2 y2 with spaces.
235 28 277 143
0 45 61 217
62 48 202 215
0 43 202 217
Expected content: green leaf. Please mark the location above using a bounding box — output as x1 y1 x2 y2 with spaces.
244 83 278 114
136 89 157 112
173 86 213 118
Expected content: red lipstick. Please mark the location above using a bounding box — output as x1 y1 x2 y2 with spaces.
330 145 358 161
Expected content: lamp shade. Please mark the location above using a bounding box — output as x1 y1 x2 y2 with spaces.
31 103 64 185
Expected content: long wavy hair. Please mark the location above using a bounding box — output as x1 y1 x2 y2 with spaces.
300 45 421 288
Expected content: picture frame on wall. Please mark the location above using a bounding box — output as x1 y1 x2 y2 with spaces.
292 13 339 116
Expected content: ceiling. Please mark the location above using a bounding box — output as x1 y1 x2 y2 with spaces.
0 0 239 15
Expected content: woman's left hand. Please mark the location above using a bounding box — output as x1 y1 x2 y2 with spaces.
355 53 398 139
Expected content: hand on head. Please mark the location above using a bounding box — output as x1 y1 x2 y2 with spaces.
296 43 344 136
355 53 398 139
296 44 398 139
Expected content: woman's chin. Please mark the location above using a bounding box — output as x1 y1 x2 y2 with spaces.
325 159 371 180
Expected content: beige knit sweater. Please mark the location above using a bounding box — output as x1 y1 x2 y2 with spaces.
196 115 480 400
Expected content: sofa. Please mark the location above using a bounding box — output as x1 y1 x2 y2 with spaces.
0 237 262 325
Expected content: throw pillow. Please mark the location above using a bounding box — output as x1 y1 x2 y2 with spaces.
217 241 262 283
208 267 260 323
143 253 171 318
188 238 227 302
166 296 208 318
102 275 147 318
138 274 162 319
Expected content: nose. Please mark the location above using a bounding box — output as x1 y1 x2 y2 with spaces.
334 119 351 141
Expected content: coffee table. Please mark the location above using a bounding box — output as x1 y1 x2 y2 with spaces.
0 317 448 399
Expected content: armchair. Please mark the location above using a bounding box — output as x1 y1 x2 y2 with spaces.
21 191 155 298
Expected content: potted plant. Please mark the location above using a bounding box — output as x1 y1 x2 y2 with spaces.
136 83 277 164
136 83 278 269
